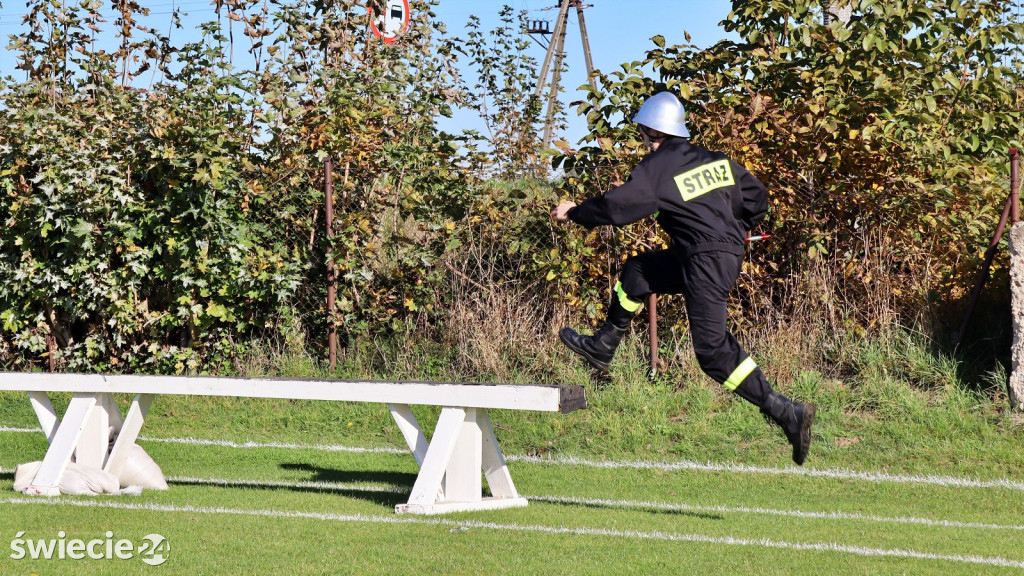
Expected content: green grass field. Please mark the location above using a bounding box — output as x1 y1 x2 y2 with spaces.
0 367 1022 576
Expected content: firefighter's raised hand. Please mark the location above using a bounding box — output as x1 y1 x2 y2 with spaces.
551 201 576 222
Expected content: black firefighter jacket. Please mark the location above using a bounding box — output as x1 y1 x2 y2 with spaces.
566 137 769 259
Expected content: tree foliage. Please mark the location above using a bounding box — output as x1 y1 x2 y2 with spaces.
4 0 1021 373
457 7 547 178
0 0 470 371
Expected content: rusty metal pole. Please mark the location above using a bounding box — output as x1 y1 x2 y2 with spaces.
1011 148 1020 225
46 334 56 372
648 294 658 377
955 192 1014 352
325 158 337 371
956 150 1022 350
646 219 660 377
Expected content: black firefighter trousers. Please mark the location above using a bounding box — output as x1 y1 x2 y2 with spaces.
618 248 773 408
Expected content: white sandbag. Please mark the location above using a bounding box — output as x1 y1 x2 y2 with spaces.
117 444 168 490
12 461 41 492
59 463 121 495
13 461 120 496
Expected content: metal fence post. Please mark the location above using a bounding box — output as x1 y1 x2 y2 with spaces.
1011 148 1019 225
325 158 337 371
954 149 1019 351
648 294 658 377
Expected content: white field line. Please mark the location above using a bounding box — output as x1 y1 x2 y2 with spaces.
159 476 1024 532
141 435 1024 492
167 476 1024 532
529 495 1024 532
4 427 1023 492
5 469 1022 533
2 497 1023 570
511 454 1024 492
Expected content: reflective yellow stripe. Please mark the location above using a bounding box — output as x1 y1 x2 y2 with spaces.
723 357 757 390
615 281 643 313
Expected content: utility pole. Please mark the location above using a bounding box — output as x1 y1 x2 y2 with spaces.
528 0 596 149
575 1 597 93
823 2 852 25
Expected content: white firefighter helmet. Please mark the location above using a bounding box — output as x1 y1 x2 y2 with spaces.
632 91 690 138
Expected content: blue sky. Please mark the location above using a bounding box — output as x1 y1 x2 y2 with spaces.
434 0 736 144
0 0 737 144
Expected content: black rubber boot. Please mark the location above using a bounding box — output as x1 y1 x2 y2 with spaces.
559 298 636 372
761 391 816 465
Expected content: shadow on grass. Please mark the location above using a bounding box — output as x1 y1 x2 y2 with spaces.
944 290 1012 394
280 461 417 485
166 463 417 509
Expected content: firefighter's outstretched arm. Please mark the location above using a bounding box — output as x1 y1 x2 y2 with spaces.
551 165 658 229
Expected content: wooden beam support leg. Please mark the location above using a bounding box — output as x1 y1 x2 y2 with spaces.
395 407 528 515
479 409 520 500
104 392 125 436
104 393 154 477
28 391 59 443
25 393 98 496
442 407 482 503
396 406 466 514
388 403 429 467
75 393 116 469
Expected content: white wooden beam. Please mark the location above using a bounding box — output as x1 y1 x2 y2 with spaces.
0 373 585 413
5 373 586 513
